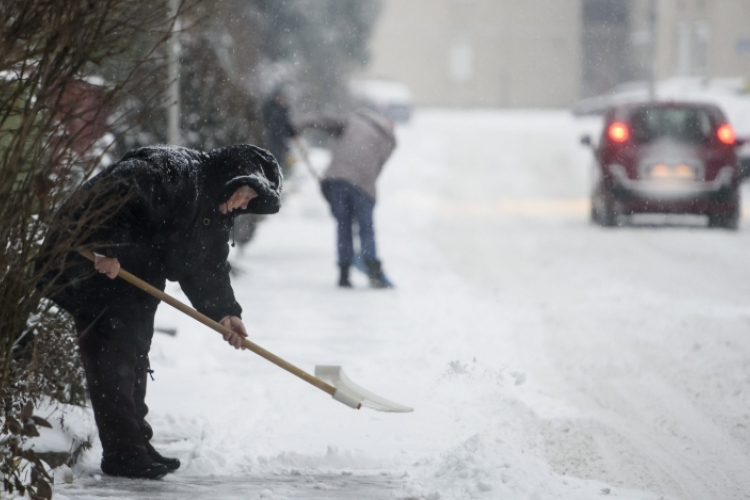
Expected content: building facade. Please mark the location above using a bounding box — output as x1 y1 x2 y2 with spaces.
363 0 582 108
648 0 750 82
363 0 750 108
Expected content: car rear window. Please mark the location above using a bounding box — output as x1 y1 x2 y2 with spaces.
628 107 714 145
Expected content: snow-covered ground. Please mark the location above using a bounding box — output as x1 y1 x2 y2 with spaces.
49 110 750 499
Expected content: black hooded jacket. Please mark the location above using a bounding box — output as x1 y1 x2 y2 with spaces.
261 94 296 164
40 144 282 340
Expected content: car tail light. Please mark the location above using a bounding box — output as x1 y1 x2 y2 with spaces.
717 124 736 144
608 122 629 143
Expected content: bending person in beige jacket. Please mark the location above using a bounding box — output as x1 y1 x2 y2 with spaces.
297 109 396 288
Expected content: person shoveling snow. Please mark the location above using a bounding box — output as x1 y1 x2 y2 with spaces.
36 144 282 479
295 109 397 289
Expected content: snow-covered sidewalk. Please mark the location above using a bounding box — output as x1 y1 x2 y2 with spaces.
59 151 626 498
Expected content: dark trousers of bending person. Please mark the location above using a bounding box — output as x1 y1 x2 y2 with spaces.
50 260 174 479
72 278 161 467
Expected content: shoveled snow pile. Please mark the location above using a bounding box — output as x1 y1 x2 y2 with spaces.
397 359 615 500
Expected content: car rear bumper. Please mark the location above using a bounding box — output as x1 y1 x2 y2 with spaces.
606 165 738 214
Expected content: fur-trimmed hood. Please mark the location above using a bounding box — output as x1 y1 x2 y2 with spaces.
121 144 283 215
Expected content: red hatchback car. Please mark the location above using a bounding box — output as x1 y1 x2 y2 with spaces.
583 102 744 229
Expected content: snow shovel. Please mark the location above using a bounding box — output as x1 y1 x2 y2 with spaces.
78 249 412 413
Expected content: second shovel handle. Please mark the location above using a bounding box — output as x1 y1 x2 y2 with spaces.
292 138 321 182
78 249 336 396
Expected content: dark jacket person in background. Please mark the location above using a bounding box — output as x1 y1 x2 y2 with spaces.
261 87 297 177
296 110 396 288
38 144 282 479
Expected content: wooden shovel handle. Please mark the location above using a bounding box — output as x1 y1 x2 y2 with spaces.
78 249 336 396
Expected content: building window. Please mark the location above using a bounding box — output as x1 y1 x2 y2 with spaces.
693 22 710 75
675 21 710 76
448 38 474 83
676 22 691 75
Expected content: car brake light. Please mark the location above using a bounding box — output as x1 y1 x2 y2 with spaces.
608 122 629 143
717 124 735 144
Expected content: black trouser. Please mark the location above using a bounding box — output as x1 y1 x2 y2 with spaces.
78 331 152 458
321 180 378 266
50 255 163 458
74 291 160 459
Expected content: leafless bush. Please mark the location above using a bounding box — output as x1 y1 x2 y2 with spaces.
119 0 266 153
0 0 197 496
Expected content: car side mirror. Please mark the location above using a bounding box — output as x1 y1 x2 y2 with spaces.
580 134 592 147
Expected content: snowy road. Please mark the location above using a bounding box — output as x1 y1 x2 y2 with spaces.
398 111 750 499
55 110 750 499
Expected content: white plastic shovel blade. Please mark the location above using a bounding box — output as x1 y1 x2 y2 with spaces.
315 366 413 413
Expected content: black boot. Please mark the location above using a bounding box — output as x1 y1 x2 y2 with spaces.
338 264 352 288
101 451 169 479
364 259 394 289
146 443 180 472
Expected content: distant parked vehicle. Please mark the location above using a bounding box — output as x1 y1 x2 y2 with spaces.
582 101 745 229
349 79 413 123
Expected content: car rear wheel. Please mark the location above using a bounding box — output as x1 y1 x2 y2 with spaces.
708 193 740 230
591 190 617 227
708 211 739 230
